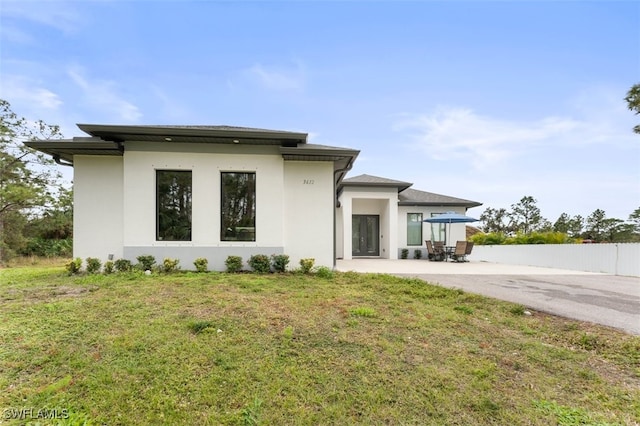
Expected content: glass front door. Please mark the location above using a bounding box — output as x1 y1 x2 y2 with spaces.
352 215 380 256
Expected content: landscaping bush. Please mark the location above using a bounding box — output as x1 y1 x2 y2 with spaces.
314 265 333 279
85 257 102 274
413 249 422 259
103 260 114 274
249 254 271 273
162 258 180 273
225 255 243 273
271 254 290 273
471 231 575 245
299 258 315 274
136 255 156 271
114 259 133 273
193 257 208 273
401 249 409 259
65 257 82 275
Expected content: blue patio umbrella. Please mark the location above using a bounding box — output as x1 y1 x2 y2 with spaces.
423 211 478 245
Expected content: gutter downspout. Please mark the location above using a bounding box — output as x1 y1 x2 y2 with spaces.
53 155 73 167
333 157 355 270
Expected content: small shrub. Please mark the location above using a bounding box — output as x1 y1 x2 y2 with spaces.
575 333 600 351
401 249 409 259
299 258 315 274
103 260 114 274
85 257 102 274
454 305 474 315
162 257 180 273
136 255 156 271
271 254 290 273
241 397 263 426
314 265 333 279
350 307 376 317
225 255 243 273
249 254 271 273
187 320 214 334
413 249 422 259
193 257 208 273
66 257 82 275
509 305 526 316
114 258 133 273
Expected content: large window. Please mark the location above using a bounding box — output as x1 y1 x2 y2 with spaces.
156 170 192 241
221 172 256 241
430 212 446 243
407 213 423 245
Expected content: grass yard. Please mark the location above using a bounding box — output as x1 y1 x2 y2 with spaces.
1 263 638 425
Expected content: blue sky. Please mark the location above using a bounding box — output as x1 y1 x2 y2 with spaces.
1 0 639 222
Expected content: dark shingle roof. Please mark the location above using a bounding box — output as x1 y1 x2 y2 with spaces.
340 174 482 207
398 188 482 207
341 174 412 191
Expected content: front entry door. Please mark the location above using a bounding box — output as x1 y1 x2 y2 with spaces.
352 215 380 256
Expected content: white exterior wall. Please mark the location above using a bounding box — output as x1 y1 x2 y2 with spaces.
472 243 640 277
283 161 335 268
121 142 287 270
337 186 398 260
73 156 124 262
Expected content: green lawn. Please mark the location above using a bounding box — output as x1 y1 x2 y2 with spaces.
1 264 638 425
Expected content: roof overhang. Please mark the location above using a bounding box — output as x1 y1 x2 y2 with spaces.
24 126 358 185
77 124 307 146
339 181 412 194
24 137 122 164
398 200 483 208
280 145 360 186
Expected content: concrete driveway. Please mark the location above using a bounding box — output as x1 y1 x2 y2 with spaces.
336 259 640 335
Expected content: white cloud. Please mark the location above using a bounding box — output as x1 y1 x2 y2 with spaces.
387 86 640 220
394 88 637 171
0 75 63 110
0 1 83 35
0 24 34 44
243 62 306 91
394 107 583 170
68 66 142 122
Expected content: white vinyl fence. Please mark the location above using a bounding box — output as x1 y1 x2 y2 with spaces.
471 243 640 277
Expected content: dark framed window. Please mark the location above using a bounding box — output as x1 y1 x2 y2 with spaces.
221 172 256 241
156 170 192 241
407 213 423 245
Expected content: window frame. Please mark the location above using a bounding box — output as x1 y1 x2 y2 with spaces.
220 171 256 242
156 169 192 242
430 212 446 243
407 212 423 246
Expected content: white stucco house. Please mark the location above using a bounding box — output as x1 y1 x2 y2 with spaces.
26 124 481 270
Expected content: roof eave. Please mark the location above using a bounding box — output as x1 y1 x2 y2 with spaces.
77 124 308 144
341 182 412 192
398 201 483 208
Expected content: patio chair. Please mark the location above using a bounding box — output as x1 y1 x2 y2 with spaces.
450 240 468 262
425 240 445 261
465 241 474 257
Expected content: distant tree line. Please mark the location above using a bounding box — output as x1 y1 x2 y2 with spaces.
474 195 640 244
0 99 71 261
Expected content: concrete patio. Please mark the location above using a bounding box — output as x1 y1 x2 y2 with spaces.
336 258 604 275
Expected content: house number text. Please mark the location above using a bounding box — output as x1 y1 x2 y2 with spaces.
303 179 315 185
